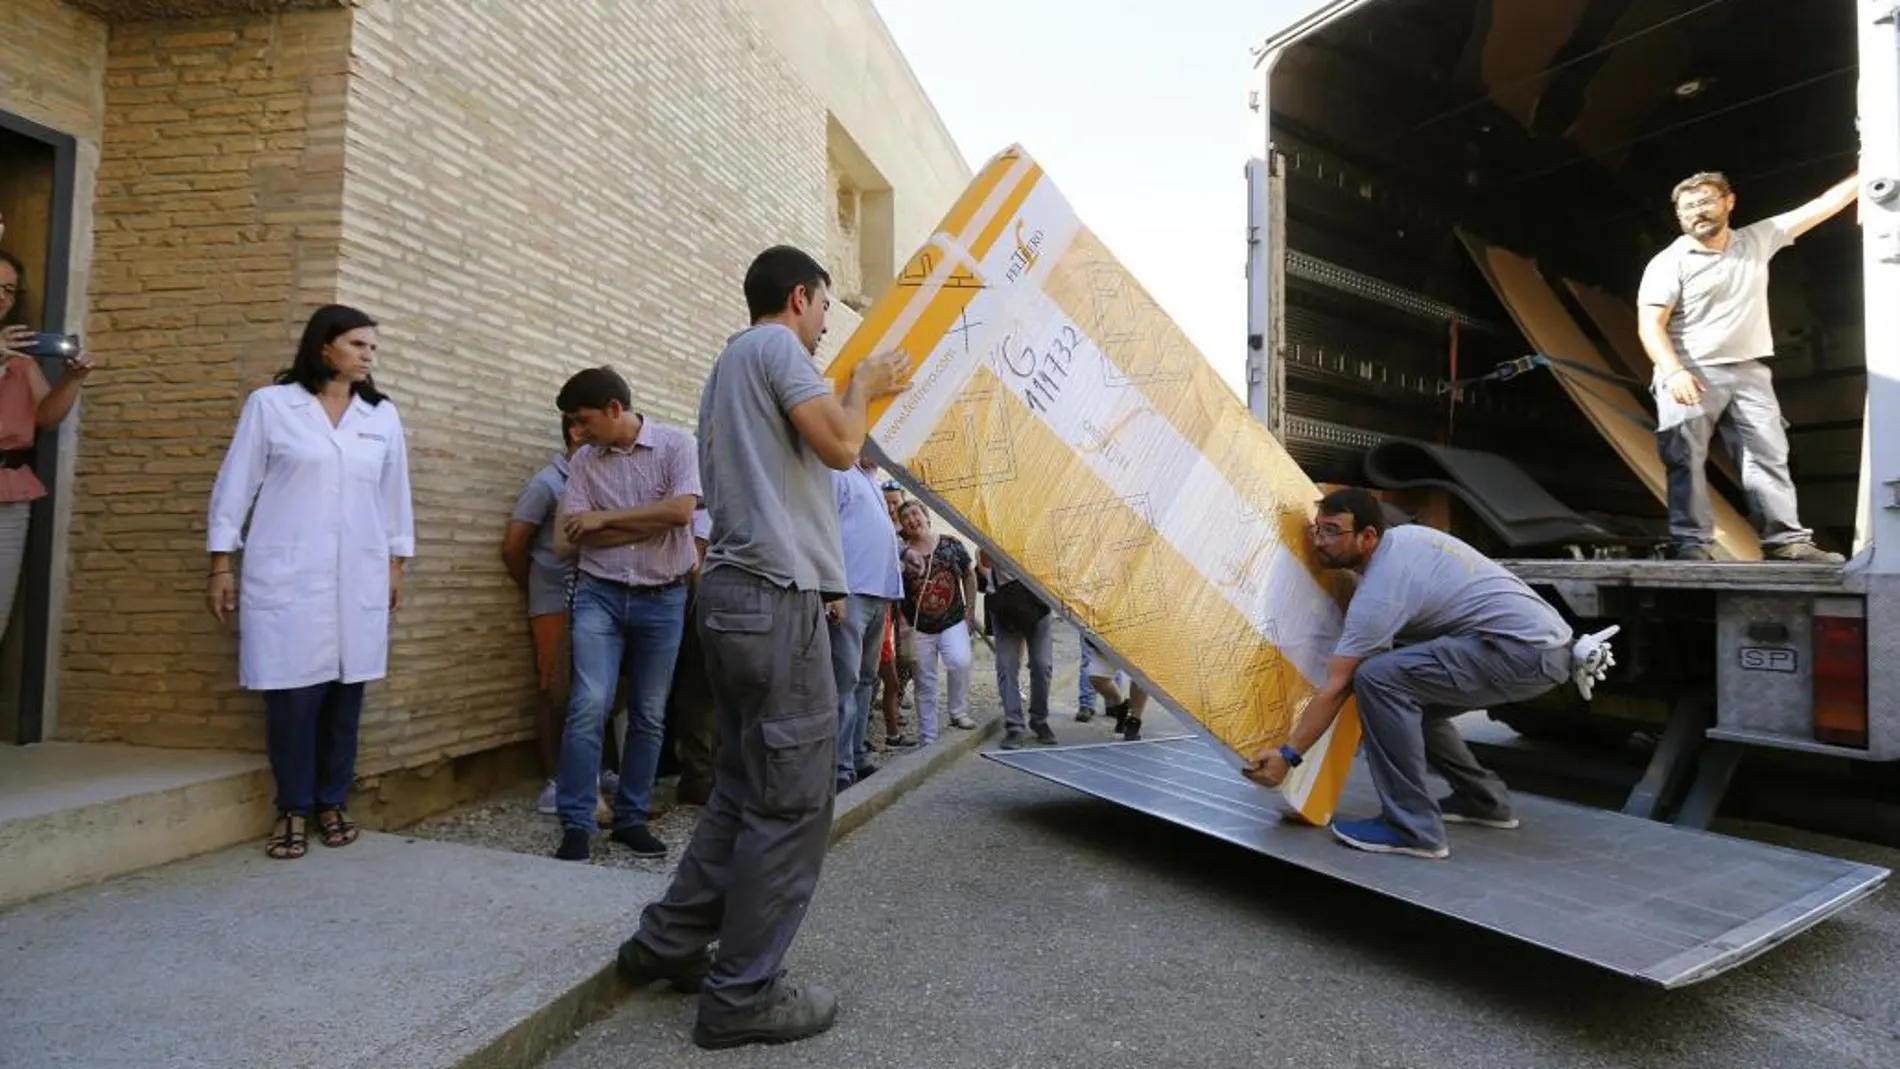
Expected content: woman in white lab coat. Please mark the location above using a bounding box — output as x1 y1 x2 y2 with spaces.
205 305 414 860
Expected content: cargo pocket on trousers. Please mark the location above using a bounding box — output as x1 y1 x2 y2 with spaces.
758 710 837 817
703 610 775 692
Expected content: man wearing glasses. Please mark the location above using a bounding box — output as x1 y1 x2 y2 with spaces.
1242 488 1577 860
1636 170 1860 563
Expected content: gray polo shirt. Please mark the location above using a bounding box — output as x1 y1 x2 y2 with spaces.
698 323 846 595
1334 525 1572 659
1637 218 1792 370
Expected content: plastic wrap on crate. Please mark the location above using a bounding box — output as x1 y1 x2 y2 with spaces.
825 145 1361 825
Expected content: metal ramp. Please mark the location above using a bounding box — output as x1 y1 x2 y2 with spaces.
985 736 1888 988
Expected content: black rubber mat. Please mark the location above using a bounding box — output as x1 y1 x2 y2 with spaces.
1363 437 1617 549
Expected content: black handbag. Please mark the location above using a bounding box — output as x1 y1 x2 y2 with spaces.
988 578 1050 633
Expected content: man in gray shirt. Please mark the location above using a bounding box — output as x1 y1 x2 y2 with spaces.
1244 488 1578 860
1636 170 1859 562
616 245 909 1050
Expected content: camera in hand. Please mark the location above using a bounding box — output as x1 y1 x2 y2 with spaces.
26 332 80 359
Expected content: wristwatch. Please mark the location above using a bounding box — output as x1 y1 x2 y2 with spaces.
1278 744 1303 768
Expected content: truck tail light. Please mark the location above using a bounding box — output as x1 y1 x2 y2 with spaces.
1812 598 1868 749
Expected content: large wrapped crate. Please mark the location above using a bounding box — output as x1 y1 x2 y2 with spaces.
826 145 1361 825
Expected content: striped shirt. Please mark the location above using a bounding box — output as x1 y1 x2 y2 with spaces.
562 416 701 587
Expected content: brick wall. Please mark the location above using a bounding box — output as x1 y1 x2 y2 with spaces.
335 0 835 773
37 0 961 776
1 0 108 138
54 10 354 747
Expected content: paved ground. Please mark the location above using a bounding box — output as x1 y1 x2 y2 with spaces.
0 832 669 1069
546 710 1900 1069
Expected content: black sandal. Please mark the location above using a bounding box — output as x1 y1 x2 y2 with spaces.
317 807 359 848
267 812 307 860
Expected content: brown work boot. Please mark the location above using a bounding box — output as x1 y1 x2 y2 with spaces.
1765 541 1845 564
616 936 711 994
692 981 839 1050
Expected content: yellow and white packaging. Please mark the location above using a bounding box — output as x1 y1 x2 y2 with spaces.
827 145 1360 825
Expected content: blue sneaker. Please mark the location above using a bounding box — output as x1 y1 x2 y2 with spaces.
1437 794 1520 829
1330 817 1449 859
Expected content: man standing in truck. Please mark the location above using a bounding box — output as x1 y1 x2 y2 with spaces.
1636 170 1860 563
1242 488 1576 860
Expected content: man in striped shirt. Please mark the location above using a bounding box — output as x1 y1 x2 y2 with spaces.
552 365 702 863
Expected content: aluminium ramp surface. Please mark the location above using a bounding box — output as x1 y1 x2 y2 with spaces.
985 736 1887 988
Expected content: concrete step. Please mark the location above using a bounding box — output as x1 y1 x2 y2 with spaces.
0 831 670 1069
0 742 275 909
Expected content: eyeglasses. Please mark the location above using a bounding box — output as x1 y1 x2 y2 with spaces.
1310 522 1355 541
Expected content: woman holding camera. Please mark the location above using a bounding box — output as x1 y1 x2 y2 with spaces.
205 304 414 861
0 248 94 644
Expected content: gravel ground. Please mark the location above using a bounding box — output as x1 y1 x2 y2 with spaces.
404 622 1113 873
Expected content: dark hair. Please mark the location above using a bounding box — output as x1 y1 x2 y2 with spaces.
556 365 632 414
744 245 831 322
0 248 26 327
1315 487 1389 535
1671 171 1732 207
276 304 385 404
560 412 583 440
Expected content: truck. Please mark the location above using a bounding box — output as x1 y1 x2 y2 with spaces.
988 0 1898 988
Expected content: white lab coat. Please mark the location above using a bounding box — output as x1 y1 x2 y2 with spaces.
207 384 415 691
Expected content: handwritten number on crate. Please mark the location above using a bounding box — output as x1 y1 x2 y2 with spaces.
995 326 1082 414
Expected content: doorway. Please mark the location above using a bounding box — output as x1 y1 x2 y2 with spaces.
0 111 78 745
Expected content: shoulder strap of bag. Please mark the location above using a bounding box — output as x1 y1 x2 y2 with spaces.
909 542 935 630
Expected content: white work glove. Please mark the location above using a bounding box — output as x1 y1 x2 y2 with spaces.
1570 625 1620 701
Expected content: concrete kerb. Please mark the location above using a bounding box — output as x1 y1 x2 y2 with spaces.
442 707 1004 1069
380 952 625 1069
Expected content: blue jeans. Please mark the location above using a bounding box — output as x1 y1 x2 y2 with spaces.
263 680 364 813
558 574 688 833
1653 359 1810 551
831 594 888 783
1077 627 1096 712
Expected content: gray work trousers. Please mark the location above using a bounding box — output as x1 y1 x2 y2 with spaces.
995 612 1054 735
1654 359 1811 551
830 593 886 784
632 567 838 1020
1353 636 1569 849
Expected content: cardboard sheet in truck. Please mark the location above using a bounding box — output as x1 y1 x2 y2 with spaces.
825 145 1360 825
